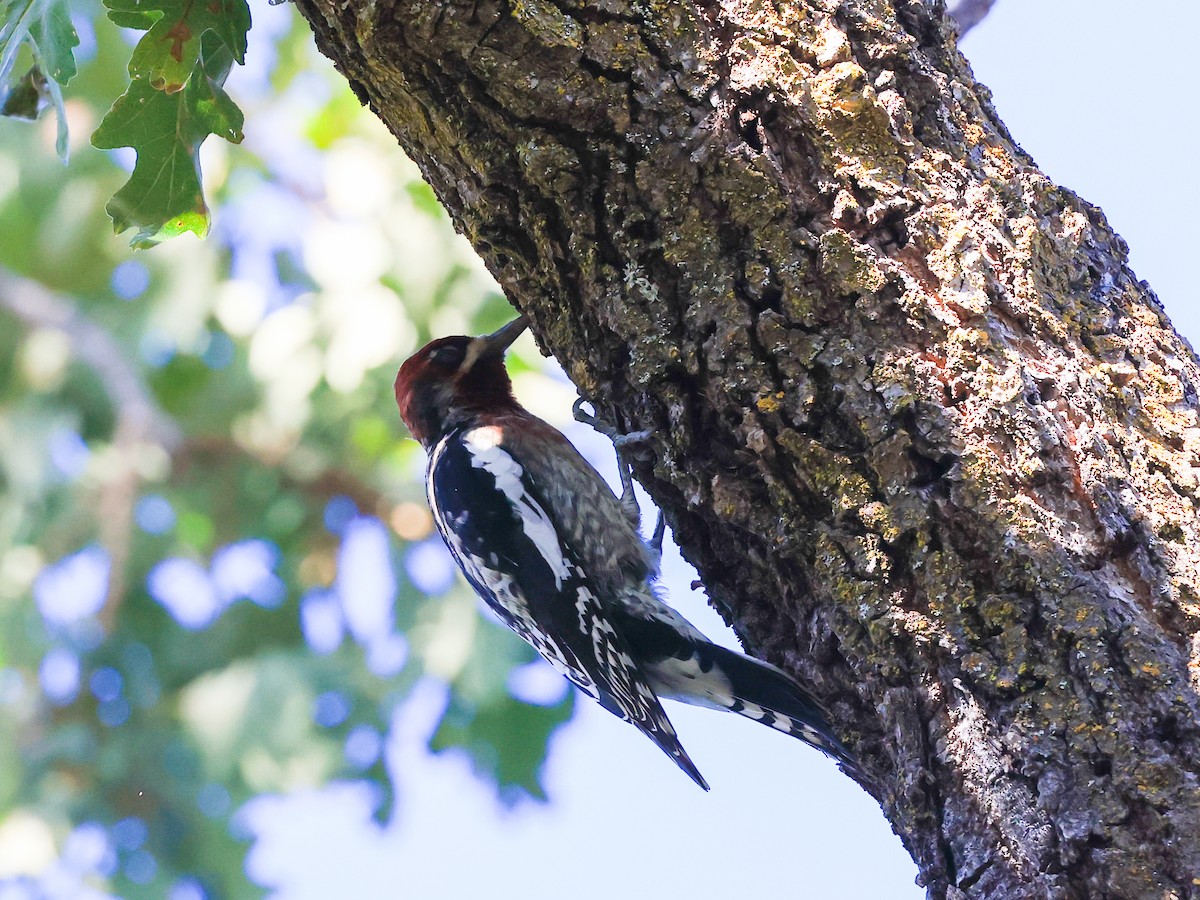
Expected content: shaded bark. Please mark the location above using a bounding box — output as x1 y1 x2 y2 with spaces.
290 1 1200 896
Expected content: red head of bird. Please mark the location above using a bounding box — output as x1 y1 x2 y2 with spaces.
394 315 528 448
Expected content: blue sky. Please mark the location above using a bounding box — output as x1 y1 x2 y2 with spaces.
243 3 1200 898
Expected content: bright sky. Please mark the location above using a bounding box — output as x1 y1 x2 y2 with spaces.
246 3 1200 898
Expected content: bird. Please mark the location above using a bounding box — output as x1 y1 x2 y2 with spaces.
393 314 864 789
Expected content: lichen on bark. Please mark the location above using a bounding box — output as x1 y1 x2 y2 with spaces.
293 0 1200 896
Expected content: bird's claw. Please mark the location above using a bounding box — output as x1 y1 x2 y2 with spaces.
647 510 666 568
572 396 600 428
573 398 653 453
612 429 654 449
573 397 657 535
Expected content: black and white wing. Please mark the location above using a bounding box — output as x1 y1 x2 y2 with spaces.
426 423 709 790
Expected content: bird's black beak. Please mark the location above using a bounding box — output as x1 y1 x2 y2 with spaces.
474 314 528 360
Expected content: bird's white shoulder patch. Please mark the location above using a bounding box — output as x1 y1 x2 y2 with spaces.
464 424 503 450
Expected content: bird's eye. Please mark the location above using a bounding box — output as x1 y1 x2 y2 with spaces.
429 344 466 369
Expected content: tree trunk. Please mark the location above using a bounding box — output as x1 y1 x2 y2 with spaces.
290 1 1200 896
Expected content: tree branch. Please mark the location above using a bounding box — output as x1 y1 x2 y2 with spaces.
0 269 181 628
0 271 180 449
1 273 413 627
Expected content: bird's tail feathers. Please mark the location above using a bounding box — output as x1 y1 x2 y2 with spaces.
708 645 866 781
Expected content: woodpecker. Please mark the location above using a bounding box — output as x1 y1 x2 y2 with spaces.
394 315 863 789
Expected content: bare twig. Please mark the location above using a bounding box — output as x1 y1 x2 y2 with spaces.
0 271 181 448
173 434 393 518
948 0 997 38
0 269 181 629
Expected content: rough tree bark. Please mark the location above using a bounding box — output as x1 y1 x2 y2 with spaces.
290 1 1200 897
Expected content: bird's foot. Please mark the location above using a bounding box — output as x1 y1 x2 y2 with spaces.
573 397 655 534
647 509 666 568
572 398 652 451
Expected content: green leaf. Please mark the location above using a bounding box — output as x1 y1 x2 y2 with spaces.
92 34 243 246
0 0 78 89
2 0 40 85
40 51 65 156
0 0 77 159
103 0 249 93
26 0 75 83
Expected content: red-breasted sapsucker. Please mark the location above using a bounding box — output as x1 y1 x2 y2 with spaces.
394 315 862 789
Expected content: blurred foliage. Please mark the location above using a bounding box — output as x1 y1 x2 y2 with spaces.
0 3 573 897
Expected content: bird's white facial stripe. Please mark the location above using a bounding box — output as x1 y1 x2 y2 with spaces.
463 427 572 587
460 337 488 374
